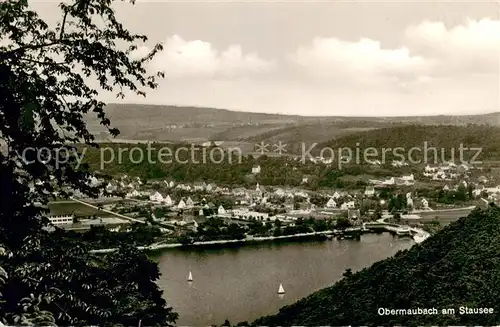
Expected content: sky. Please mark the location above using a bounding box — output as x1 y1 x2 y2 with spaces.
31 0 500 116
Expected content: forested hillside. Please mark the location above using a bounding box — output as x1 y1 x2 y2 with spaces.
316 124 500 161
250 205 500 326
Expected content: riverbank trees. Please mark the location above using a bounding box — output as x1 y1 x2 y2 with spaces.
0 0 177 325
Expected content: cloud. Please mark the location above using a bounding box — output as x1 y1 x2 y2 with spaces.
147 35 275 79
404 18 500 75
288 37 434 85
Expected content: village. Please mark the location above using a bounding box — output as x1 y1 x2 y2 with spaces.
43 159 500 245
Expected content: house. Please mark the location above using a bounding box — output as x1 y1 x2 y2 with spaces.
206 183 216 192
218 205 226 215
443 185 450 191
274 188 285 197
383 177 395 185
125 189 140 198
424 165 437 173
301 176 309 184
332 191 341 199
149 191 164 203
106 182 117 192
421 198 429 209
252 165 261 174
186 197 194 207
232 187 247 197
432 171 447 180
164 195 173 206
48 215 74 226
340 201 356 210
193 182 206 192
177 199 186 210
325 198 337 208
401 174 414 181
232 209 269 220
364 186 375 197
392 160 408 167
294 191 309 199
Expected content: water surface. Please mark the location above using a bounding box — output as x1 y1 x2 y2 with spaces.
154 234 414 326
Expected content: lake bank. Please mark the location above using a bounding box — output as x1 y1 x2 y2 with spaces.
89 224 428 254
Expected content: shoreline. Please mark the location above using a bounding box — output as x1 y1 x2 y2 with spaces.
90 224 429 254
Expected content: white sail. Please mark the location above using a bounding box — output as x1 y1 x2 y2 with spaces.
278 283 285 294
187 271 193 281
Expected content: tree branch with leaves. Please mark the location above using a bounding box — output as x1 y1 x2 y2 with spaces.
0 0 177 325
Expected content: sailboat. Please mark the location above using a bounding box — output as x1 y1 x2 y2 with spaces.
277 283 285 294
187 271 193 282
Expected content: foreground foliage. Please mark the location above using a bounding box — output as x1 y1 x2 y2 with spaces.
251 205 500 326
0 0 176 325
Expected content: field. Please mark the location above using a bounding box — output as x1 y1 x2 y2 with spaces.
86 104 500 152
48 200 122 218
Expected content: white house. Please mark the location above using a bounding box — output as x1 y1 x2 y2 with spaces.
443 185 450 191
164 195 173 206
325 198 337 208
383 177 395 185
232 187 247 197
252 165 261 174
193 182 206 192
364 186 375 197
340 201 356 210
125 189 140 198
186 197 194 207
177 199 186 210
421 198 429 209
48 215 74 226
149 191 164 203
392 160 408 167
424 165 437 173
401 174 414 181
294 191 308 198
218 205 226 215
332 191 341 199
206 183 215 192
274 188 285 197
232 209 269 220
432 171 447 180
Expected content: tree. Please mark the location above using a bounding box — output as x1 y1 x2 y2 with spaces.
335 217 352 229
342 268 353 279
0 0 176 325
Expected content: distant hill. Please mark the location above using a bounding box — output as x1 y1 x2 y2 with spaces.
249 205 500 326
86 104 500 148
